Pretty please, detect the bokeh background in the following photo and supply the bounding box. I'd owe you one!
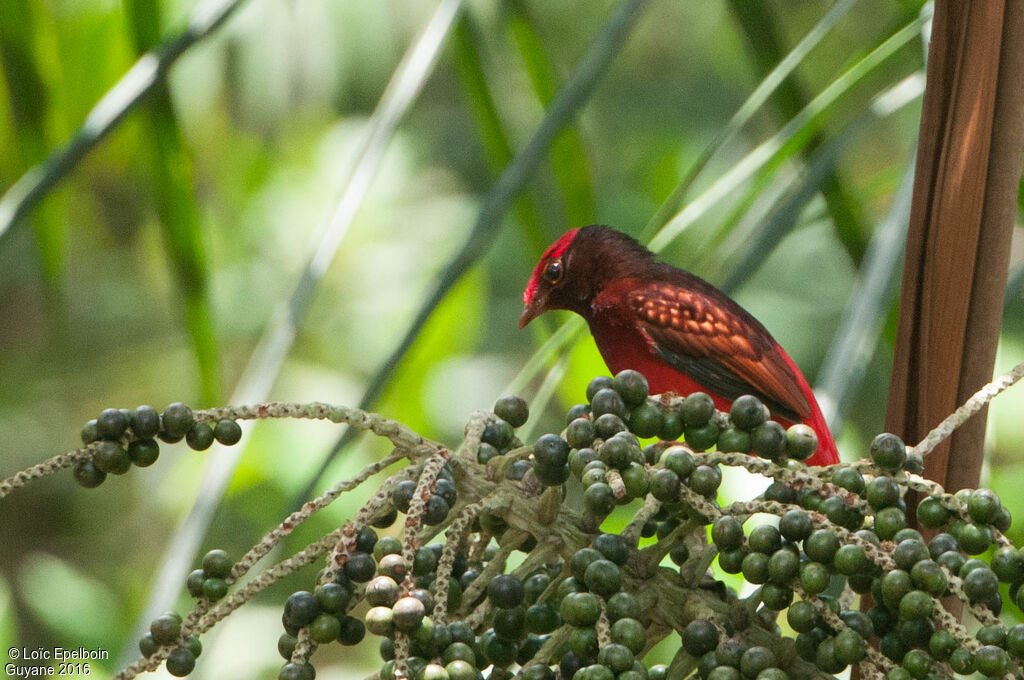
[1,0,1022,677]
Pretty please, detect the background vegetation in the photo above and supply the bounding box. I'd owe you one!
[0,0,1022,678]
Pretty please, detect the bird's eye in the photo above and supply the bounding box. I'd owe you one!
[543,259,563,284]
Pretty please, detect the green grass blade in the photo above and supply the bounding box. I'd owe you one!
[816,160,915,431]
[726,0,868,264]
[717,71,925,292]
[306,0,652,497]
[0,0,251,243]
[649,8,928,253]
[451,13,550,258]
[507,0,596,227]
[641,0,859,241]
[0,0,64,283]
[136,0,469,648]
[125,0,221,405]
[505,316,586,396]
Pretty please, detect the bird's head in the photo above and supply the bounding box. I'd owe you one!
[519,225,654,328]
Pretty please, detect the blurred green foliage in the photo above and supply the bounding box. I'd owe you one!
[0,1,1021,678]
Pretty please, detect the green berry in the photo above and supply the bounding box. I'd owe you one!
[974,645,1009,677]
[162,402,194,438]
[597,643,635,675]
[186,423,215,451]
[570,548,603,581]
[150,613,181,645]
[869,433,906,470]
[583,559,622,597]
[767,548,800,584]
[310,613,341,643]
[649,469,681,503]
[786,600,818,633]
[750,421,786,459]
[284,591,320,628]
[730,395,766,431]
[592,533,629,566]
[915,496,949,528]
[739,646,776,678]
[524,603,559,635]
[684,422,720,451]
[128,438,160,467]
[165,647,195,677]
[613,370,649,407]
[711,516,744,551]
[93,440,131,474]
[559,591,601,627]
[213,419,243,445]
[804,530,840,564]
[785,424,817,460]
[741,552,769,584]
[494,395,529,427]
[590,388,629,420]
[586,376,615,402]
[139,633,158,656]
[338,616,365,645]
[760,583,793,610]
[566,418,596,449]
[593,413,627,440]
[202,578,228,601]
[185,569,205,598]
[609,618,645,655]
[96,408,129,439]
[659,410,684,440]
[73,459,106,488]
[968,488,1002,525]
[482,420,514,449]
[834,628,867,665]
[799,561,831,595]
[748,525,782,554]
[898,590,933,620]
[831,467,865,494]
[81,419,99,446]
[202,549,232,579]
[778,509,813,542]
[132,406,161,438]
[628,401,663,438]
[963,565,999,602]
[681,392,715,427]
[534,434,569,468]
[991,546,1024,582]
[487,575,524,608]
[605,592,640,622]
[689,464,722,498]
[717,427,751,453]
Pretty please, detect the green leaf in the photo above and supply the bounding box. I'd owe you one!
[507,0,596,228]
[0,0,64,283]
[18,553,123,645]
[649,9,928,254]
[124,0,221,404]
[452,13,550,259]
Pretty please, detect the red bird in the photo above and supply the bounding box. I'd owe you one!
[519,225,839,466]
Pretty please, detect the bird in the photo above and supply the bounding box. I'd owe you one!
[518,225,839,466]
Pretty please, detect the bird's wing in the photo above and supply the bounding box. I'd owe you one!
[629,282,812,422]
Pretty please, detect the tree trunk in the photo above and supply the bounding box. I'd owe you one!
[886,0,1024,493]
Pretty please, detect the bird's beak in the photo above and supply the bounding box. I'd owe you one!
[518,296,546,329]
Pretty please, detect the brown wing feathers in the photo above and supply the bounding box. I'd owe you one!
[630,283,812,421]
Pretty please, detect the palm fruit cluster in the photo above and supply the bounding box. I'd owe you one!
[122,371,1024,680]
[74,402,242,488]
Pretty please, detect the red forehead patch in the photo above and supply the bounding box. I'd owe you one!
[523,228,580,304]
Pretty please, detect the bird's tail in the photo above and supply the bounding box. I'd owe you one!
[802,392,840,466]
[775,347,840,466]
